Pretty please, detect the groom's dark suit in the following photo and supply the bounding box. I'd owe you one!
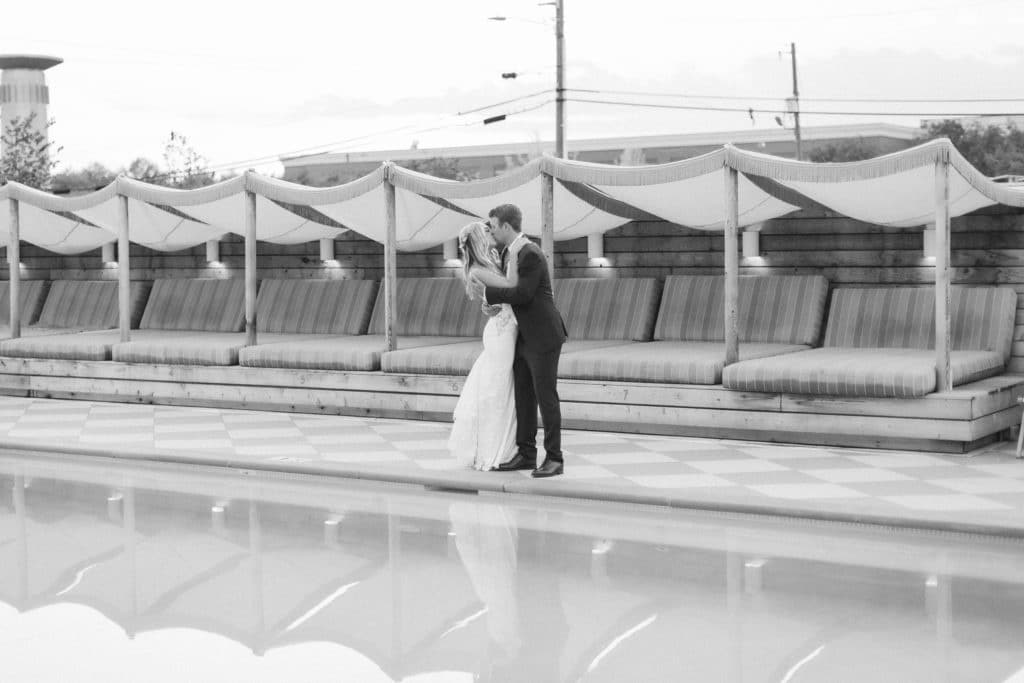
[486,239,567,463]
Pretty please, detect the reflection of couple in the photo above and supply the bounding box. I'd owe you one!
[447,204,568,479]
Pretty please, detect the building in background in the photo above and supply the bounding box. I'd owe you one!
[281,122,920,185]
[0,54,62,156]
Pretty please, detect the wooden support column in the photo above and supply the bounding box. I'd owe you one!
[384,177,397,352]
[541,171,555,283]
[723,167,740,366]
[117,195,131,342]
[245,190,258,347]
[8,198,20,339]
[934,157,952,393]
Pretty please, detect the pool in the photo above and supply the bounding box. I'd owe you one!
[0,451,1022,682]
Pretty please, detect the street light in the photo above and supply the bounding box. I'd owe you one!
[489,0,566,159]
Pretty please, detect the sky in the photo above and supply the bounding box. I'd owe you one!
[3,0,1024,176]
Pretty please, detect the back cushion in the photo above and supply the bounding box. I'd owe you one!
[951,287,1017,360]
[655,275,828,345]
[824,288,935,348]
[555,278,661,341]
[0,280,49,325]
[368,277,485,337]
[37,280,152,329]
[140,279,245,332]
[257,279,378,334]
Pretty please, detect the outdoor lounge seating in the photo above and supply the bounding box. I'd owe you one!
[0,280,151,358]
[0,280,49,338]
[380,277,662,376]
[721,286,1017,398]
[558,274,829,384]
[242,277,481,371]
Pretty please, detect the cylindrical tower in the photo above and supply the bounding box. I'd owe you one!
[0,55,63,156]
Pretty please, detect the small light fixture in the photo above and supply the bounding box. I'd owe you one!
[587,233,604,260]
[443,238,459,262]
[101,242,116,263]
[319,237,336,262]
[923,223,937,259]
[205,239,220,264]
[742,230,761,260]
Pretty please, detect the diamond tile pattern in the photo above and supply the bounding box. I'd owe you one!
[0,396,1023,524]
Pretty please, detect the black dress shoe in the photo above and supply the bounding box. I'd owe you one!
[495,453,537,471]
[531,460,563,478]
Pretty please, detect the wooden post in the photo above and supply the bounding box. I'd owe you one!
[541,171,555,283]
[117,195,131,342]
[723,167,740,366]
[934,158,952,393]
[8,198,20,339]
[384,178,397,352]
[245,190,258,347]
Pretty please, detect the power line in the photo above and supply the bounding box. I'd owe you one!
[569,88,1024,105]
[567,97,1024,118]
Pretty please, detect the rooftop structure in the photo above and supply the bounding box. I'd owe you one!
[0,54,63,156]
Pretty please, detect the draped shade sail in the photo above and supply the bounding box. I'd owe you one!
[0,138,1021,256]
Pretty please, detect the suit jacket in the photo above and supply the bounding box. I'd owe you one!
[485,241,567,353]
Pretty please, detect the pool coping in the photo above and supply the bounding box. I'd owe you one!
[4,436,1024,540]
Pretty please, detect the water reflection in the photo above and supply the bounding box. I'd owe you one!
[0,454,1022,682]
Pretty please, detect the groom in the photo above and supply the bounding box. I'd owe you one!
[475,204,567,478]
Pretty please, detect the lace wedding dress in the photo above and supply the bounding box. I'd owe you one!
[448,303,518,470]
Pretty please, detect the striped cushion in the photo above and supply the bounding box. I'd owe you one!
[951,287,1016,360]
[558,341,810,384]
[238,334,469,371]
[654,275,828,345]
[380,339,626,376]
[721,347,1006,398]
[36,280,152,329]
[256,279,378,334]
[139,279,245,332]
[368,278,485,337]
[553,278,661,341]
[111,332,322,366]
[824,288,934,348]
[0,280,49,325]
[0,329,195,362]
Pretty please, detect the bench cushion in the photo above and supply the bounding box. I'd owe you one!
[722,347,1005,398]
[367,278,484,337]
[238,334,470,371]
[654,275,828,345]
[379,339,626,376]
[111,332,323,366]
[140,279,245,332]
[0,280,48,326]
[0,329,199,361]
[559,341,810,384]
[553,278,661,341]
[256,279,378,334]
[37,280,151,329]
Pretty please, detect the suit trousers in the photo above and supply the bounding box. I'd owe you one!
[513,339,563,462]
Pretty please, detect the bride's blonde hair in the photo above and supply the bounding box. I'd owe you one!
[458,222,500,299]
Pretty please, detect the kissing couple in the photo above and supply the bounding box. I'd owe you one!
[447,204,568,478]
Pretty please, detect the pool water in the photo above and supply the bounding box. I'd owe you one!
[0,452,1022,683]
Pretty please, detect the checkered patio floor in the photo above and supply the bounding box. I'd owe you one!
[3,396,1024,530]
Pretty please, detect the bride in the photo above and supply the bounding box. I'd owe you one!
[448,221,521,471]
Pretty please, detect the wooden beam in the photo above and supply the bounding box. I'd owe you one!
[723,167,740,365]
[244,190,258,347]
[384,177,398,352]
[117,194,131,342]
[541,171,556,283]
[934,157,952,392]
[8,198,20,339]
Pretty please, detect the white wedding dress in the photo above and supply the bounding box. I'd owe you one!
[448,303,518,470]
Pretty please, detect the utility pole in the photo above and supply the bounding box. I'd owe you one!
[789,42,802,161]
[555,0,566,159]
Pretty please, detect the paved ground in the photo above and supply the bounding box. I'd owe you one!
[3,396,1024,534]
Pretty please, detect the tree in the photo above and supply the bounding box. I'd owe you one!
[0,113,62,188]
[125,157,163,183]
[402,156,479,181]
[51,162,117,193]
[161,131,215,188]
[807,137,882,163]
[917,120,1024,176]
